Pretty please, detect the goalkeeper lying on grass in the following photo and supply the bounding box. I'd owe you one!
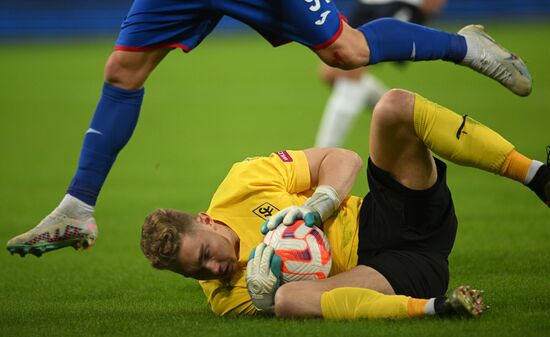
[139,89,549,319]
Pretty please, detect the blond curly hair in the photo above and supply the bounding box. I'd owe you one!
[140,208,198,269]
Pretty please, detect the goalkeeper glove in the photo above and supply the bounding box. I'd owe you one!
[246,243,283,314]
[261,185,341,234]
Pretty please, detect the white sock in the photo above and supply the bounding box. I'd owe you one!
[55,194,95,219]
[360,73,387,109]
[525,160,544,184]
[314,74,387,147]
[460,35,480,64]
[424,298,437,315]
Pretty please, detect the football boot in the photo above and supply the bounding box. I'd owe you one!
[7,212,97,257]
[459,25,532,96]
[435,285,488,318]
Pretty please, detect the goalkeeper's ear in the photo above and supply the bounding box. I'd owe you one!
[197,212,214,226]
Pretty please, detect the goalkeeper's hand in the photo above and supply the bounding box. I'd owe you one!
[260,206,321,234]
[246,243,283,314]
[260,185,341,235]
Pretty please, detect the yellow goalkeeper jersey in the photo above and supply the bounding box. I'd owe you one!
[199,150,362,315]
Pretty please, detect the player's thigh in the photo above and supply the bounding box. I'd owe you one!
[116,0,222,53]
[275,265,394,317]
[369,89,436,190]
[217,0,346,51]
[319,265,395,294]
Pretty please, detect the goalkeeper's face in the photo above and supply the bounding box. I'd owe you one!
[174,220,239,280]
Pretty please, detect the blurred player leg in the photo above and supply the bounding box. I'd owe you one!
[315,68,387,147]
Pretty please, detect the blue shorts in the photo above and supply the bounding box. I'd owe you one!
[115,0,345,53]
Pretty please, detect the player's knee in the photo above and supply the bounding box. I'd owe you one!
[274,283,299,318]
[372,89,414,126]
[104,52,145,90]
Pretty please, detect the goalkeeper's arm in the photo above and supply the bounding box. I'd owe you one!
[263,148,363,233]
[304,147,363,203]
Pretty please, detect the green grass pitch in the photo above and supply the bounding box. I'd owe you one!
[0,22,549,337]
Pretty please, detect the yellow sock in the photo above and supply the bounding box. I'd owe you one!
[499,150,533,183]
[320,287,427,320]
[413,94,514,174]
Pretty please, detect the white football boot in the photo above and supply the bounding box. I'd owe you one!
[459,25,532,97]
[7,197,98,257]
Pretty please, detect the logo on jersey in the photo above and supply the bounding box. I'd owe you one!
[305,0,332,26]
[315,11,331,25]
[276,151,293,162]
[253,202,280,220]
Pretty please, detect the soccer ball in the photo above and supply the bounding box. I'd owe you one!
[263,219,332,284]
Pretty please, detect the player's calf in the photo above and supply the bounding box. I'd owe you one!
[320,285,488,320]
[350,18,531,96]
